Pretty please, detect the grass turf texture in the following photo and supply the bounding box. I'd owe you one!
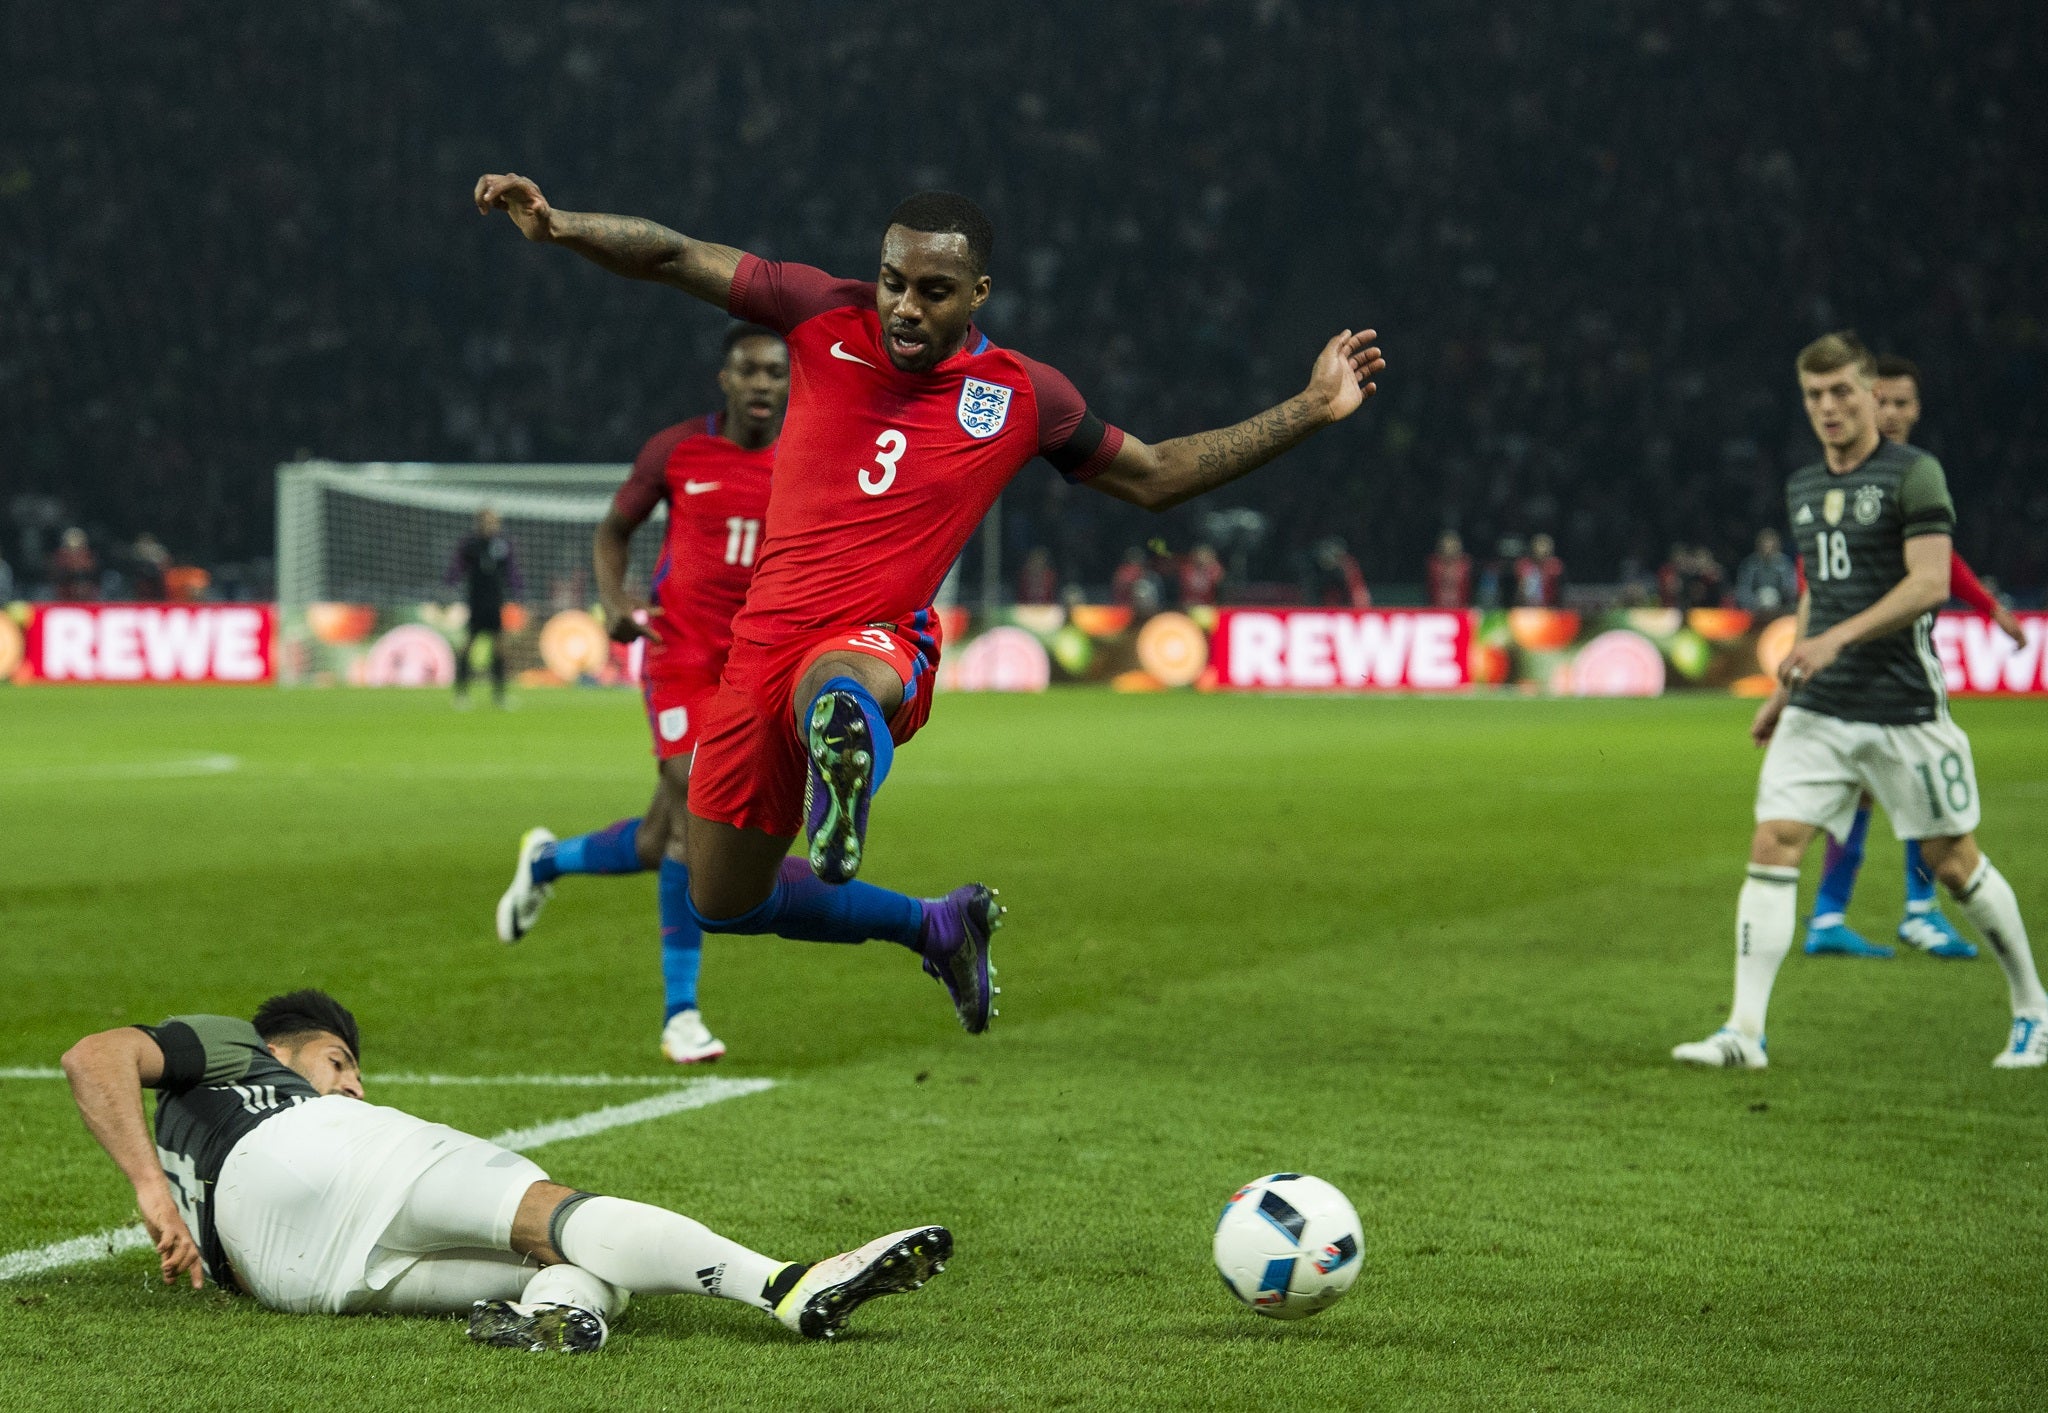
[1,687,2043,1411]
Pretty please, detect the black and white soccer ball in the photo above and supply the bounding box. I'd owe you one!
[1213,1172,1363,1320]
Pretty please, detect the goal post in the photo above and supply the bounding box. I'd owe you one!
[274,459,661,686]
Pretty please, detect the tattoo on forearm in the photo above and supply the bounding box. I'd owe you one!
[1180,395,1324,487]
[552,214,742,298]
[554,213,688,271]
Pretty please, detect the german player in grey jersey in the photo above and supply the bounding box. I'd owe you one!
[60,988,951,1351]
[1673,332,2046,1070]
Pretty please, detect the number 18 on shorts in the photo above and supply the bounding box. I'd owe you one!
[1756,705,1981,842]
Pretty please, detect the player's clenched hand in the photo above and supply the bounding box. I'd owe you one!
[474,173,555,242]
[1306,330,1385,423]
[604,597,663,645]
[138,1188,203,1289]
[1994,604,2027,648]
[1750,691,1787,747]
[1777,632,1842,691]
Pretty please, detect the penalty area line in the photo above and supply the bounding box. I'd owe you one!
[0,1075,777,1282]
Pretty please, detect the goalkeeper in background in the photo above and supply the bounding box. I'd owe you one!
[445,507,525,709]
[495,325,788,1065]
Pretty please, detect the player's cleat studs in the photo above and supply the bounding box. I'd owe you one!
[805,691,875,885]
[467,1299,608,1354]
[774,1226,952,1340]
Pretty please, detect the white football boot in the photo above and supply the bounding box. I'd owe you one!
[1671,1028,1768,1070]
[495,827,556,943]
[1991,1014,2047,1069]
[659,1009,727,1065]
[467,1299,607,1354]
[771,1225,951,1340]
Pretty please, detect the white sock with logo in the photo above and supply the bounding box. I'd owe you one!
[521,1261,626,1319]
[1955,858,2048,1016]
[1729,865,1799,1040]
[556,1196,783,1309]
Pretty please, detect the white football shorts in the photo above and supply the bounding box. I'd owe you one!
[1755,704,1982,843]
[214,1095,547,1314]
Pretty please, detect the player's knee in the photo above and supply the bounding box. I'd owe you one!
[687,873,773,928]
[1750,820,1811,867]
[1919,834,1979,893]
[796,651,903,718]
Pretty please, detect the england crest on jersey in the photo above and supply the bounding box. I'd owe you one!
[957,378,1013,439]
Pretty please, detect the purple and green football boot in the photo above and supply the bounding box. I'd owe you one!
[804,689,876,884]
[918,884,1004,1034]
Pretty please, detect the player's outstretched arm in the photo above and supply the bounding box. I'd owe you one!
[59,1027,204,1289]
[1088,331,1384,512]
[474,173,746,310]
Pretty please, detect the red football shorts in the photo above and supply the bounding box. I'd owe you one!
[639,640,723,763]
[688,624,935,837]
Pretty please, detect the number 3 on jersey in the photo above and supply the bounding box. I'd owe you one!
[1814,530,1851,582]
[859,430,907,496]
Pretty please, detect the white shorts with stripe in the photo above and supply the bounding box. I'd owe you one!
[215,1095,547,1314]
[1754,704,1981,843]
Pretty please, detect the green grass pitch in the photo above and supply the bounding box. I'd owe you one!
[1,686,2042,1410]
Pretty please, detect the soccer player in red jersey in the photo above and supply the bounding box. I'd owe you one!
[1799,353,2027,961]
[476,173,1385,1036]
[494,324,787,1064]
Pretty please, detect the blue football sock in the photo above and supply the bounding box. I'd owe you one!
[690,856,923,948]
[812,676,894,795]
[659,857,703,1021]
[1810,804,1871,927]
[1903,840,1938,915]
[532,818,644,884]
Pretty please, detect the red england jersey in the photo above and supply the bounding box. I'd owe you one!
[612,413,776,684]
[726,256,1123,661]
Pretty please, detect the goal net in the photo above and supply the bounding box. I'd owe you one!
[275,460,658,686]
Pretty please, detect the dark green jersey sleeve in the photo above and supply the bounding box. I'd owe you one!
[1897,454,1955,539]
[134,1015,267,1094]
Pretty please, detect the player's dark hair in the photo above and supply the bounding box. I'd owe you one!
[1874,354,1921,388]
[722,323,783,355]
[1796,330,1876,382]
[253,989,360,1063]
[886,191,994,274]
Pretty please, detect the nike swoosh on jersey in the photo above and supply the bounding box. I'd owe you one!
[829,341,877,368]
[683,481,721,494]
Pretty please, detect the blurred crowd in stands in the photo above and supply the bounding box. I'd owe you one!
[6,2,2041,605]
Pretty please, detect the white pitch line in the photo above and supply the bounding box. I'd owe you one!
[486,1077,776,1151]
[0,1075,777,1282]
[0,1225,155,1281]
[0,1068,720,1087]
[0,754,241,783]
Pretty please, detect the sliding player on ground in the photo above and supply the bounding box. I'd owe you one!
[60,989,949,1351]
[475,173,1384,1037]
[1799,353,2029,961]
[1674,334,2046,1070]
[497,324,790,1065]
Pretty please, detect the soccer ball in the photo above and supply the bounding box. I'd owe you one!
[1213,1172,1363,1320]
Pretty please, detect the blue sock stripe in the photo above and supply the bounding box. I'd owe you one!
[1812,804,1871,922]
[1903,840,1937,908]
[658,857,702,1019]
[543,819,646,878]
[690,856,922,947]
[818,675,894,794]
